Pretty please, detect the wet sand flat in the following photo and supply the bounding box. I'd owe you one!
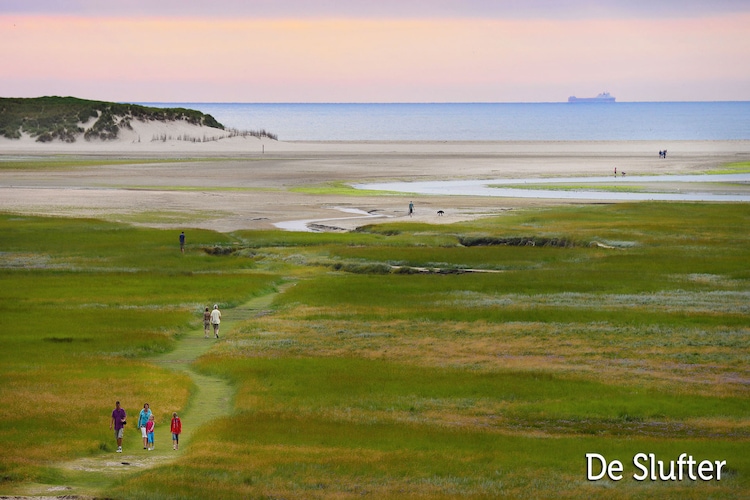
[1,139,748,232]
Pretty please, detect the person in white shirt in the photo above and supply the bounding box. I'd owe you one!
[210,304,222,338]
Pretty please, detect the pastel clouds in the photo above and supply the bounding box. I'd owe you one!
[2,11,749,102]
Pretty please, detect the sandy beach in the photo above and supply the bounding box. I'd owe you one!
[1,122,749,233]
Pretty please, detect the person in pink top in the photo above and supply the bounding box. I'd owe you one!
[146,414,155,451]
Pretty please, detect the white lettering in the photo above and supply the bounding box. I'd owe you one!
[602,452,726,482]
[676,453,699,481]
[658,458,677,481]
[586,453,607,481]
[586,453,623,481]
[609,460,623,481]
[698,461,714,481]
[649,453,657,480]
[687,455,698,480]
[676,453,687,481]
[633,453,649,481]
[715,460,726,480]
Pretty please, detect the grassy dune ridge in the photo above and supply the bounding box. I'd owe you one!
[1,202,748,498]
[0,96,224,142]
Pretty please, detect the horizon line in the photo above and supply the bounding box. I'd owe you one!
[130,100,750,105]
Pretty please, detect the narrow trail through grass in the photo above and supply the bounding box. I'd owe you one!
[18,289,283,498]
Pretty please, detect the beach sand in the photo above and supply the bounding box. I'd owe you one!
[1,122,748,232]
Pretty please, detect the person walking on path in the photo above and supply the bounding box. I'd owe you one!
[171,412,182,450]
[210,304,222,338]
[146,414,155,450]
[408,201,414,217]
[179,231,186,253]
[138,403,152,450]
[203,307,211,338]
[110,401,126,453]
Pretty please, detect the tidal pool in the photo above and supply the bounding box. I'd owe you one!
[273,207,387,232]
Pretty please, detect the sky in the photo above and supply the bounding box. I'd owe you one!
[1,0,749,102]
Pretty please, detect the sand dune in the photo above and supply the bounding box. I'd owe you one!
[0,118,276,154]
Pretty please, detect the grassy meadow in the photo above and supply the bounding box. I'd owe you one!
[0,202,748,499]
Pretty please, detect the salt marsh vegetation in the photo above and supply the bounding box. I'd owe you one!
[1,202,748,499]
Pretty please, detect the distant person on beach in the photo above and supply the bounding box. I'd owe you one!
[110,401,126,453]
[203,307,211,338]
[408,201,414,217]
[138,403,152,449]
[171,412,182,450]
[179,231,185,253]
[210,304,222,338]
[614,167,617,177]
[146,414,155,450]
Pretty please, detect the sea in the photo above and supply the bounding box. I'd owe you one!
[140,102,750,142]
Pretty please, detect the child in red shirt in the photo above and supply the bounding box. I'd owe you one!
[171,412,182,450]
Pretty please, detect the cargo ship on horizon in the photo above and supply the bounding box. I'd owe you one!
[568,92,616,103]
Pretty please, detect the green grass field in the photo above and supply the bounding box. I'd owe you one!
[0,202,748,499]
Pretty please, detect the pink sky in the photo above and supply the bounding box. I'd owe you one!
[2,1,749,102]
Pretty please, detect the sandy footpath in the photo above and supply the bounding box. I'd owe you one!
[1,127,748,233]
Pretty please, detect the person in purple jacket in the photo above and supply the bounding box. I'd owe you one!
[110,401,126,453]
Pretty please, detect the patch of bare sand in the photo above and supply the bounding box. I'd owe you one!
[1,139,748,232]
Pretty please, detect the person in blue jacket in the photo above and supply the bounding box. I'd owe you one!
[138,403,152,450]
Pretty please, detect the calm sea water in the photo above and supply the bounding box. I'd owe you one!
[141,102,750,142]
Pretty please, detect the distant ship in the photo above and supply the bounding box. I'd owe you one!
[567,92,616,103]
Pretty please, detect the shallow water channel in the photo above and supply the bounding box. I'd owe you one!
[275,174,750,232]
[353,173,750,202]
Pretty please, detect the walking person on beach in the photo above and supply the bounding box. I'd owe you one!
[138,403,152,449]
[210,304,222,338]
[408,201,414,217]
[171,412,182,450]
[110,401,126,453]
[179,231,186,253]
[203,307,211,338]
[146,414,155,450]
